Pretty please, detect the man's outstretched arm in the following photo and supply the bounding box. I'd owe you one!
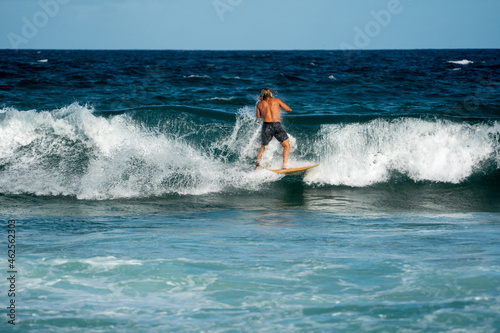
[279,99,292,112]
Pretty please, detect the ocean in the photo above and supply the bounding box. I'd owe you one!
[1,49,500,332]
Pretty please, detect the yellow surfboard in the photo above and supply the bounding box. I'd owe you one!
[269,164,319,175]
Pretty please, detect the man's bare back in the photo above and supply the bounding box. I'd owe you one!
[256,97,292,122]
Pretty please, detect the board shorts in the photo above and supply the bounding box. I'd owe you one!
[261,122,289,146]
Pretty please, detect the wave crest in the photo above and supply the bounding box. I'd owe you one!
[306,118,500,186]
[0,104,275,199]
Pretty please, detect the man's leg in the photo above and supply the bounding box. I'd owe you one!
[281,139,290,169]
[256,145,266,170]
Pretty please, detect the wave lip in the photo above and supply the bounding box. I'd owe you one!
[306,118,500,187]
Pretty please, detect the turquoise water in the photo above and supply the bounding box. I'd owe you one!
[12,204,500,332]
[1,49,500,331]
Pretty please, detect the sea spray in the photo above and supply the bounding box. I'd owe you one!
[0,104,279,199]
[208,106,297,168]
[305,118,500,186]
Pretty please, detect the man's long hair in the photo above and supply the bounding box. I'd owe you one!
[258,88,273,101]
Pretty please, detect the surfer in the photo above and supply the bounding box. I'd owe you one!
[255,88,292,170]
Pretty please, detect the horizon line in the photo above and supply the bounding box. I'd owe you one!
[1,47,499,52]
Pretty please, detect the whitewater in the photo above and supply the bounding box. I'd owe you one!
[1,104,498,199]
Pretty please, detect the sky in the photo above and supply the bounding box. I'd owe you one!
[1,0,499,50]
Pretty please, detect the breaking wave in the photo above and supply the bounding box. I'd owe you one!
[0,104,499,199]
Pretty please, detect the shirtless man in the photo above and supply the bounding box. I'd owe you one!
[255,88,292,170]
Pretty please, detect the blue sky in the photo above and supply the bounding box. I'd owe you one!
[1,0,499,50]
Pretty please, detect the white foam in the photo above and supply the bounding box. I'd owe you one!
[183,75,210,79]
[0,103,278,199]
[50,256,142,270]
[206,96,238,101]
[305,118,500,186]
[80,257,142,269]
[447,60,473,65]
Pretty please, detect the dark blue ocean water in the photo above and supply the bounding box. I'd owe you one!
[1,49,500,332]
